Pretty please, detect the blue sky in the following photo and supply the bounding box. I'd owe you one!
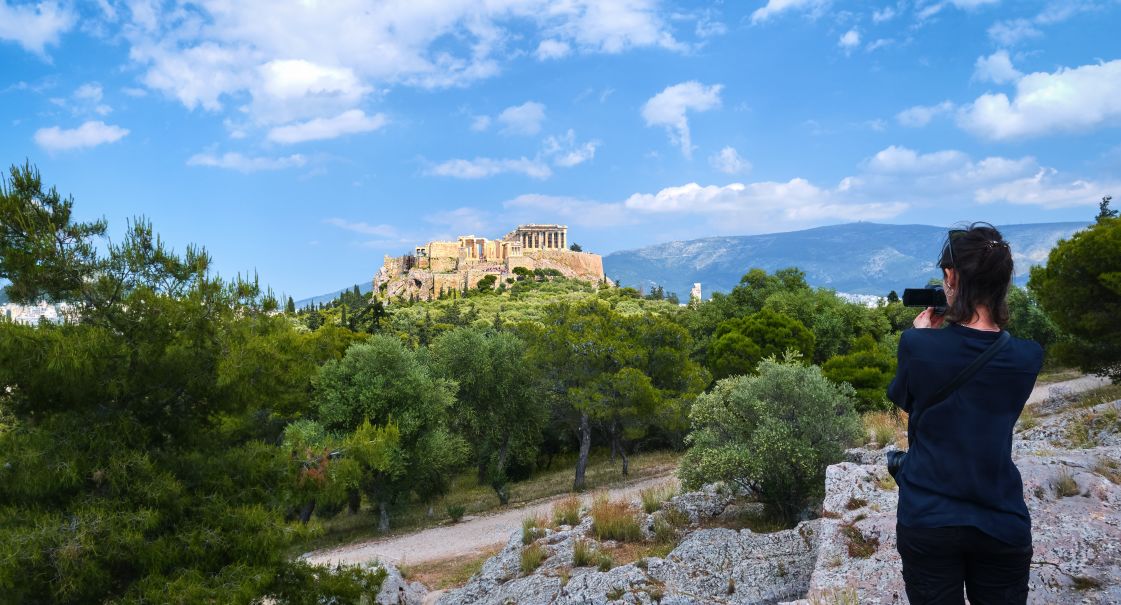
[3,0,1120,300]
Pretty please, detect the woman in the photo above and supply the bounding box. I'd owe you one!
[888,223,1043,604]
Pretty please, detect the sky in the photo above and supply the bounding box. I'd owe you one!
[3,0,1121,300]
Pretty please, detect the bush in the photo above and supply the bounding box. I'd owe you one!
[553,495,582,527]
[446,504,466,523]
[821,335,895,413]
[590,495,643,542]
[680,355,862,522]
[707,309,815,379]
[520,543,547,575]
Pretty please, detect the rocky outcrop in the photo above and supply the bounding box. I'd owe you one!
[432,390,1121,604]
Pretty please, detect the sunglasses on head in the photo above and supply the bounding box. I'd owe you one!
[943,229,967,268]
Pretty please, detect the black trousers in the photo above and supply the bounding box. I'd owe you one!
[896,523,1032,605]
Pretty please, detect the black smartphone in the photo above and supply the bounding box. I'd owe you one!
[902,287,947,313]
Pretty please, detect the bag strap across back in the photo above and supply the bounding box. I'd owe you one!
[910,330,1011,433]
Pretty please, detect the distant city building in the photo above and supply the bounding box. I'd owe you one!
[690,282,702,302]
[1,302,72,325]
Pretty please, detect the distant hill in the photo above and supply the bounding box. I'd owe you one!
[294,281,372,308]
[602,222,1088,299]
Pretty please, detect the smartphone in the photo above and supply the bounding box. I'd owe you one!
[902,287,947,313]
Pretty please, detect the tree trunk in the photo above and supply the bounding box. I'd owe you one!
[609,423,617,465]
[477,458,489,486]
[347,489,361,514]
[618,435,629,476]
[573,412,591,492]
[378,500,390,533]
[493,436,511,505]
[298,499,316,524]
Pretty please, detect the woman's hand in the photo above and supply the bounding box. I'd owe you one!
[913,307,945,329]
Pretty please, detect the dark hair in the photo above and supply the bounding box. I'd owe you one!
[938,222,1013,327]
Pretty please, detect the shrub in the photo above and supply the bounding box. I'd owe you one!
[680,355,863,522]
[640,484,676,514]
[707,310,815,379]
[520,543,546,575]
[446,504,466,523]
[821,335,895,413]
[591,495,643,542]
[553,495,582,527]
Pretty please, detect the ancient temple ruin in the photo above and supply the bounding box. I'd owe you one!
[376,224,605,301]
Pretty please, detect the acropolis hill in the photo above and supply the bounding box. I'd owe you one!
[374,224,606,301]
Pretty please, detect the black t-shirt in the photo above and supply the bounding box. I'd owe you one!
[888,323,1043,546]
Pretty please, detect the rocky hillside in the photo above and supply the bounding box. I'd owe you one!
[363,385,1121,604]
[602,222,1088,298]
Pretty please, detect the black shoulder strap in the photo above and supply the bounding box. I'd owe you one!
[925,330,1011,406]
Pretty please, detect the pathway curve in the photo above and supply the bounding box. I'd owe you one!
[303,472,678,568]
[304,375,1108,570]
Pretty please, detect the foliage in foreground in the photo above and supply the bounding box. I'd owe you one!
[680,355,862,521]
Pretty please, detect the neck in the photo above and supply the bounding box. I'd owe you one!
[960,305,999,331]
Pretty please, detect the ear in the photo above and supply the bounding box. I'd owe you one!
[944,268,957,290]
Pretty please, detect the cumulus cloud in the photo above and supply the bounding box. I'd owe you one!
[186,151,307,173]
[896,100,955,127]
[958,59,1121,140]
[543,130,600,167]
[505,194,634,228]
[34,120,129,152]
[709,146,750,174]
[535,39,571,60]
[642,81,723,159]
[838,29,860,54]
[750,0,830,24]
[428,157,552,180]
[267,110,387,144]
[497,101,547,135]
[973,50,1022,84]
[0,0,75,56]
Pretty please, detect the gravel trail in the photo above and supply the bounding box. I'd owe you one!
[303,375,1107,570]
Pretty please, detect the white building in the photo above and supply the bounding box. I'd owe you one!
[2,302,72,325]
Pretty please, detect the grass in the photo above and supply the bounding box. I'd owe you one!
[590,494,644,542]
[522,515,548,544]
[809,587,859,605]
[573,538,596,567]
[1016,406,1038,432]
[446,504,466,523]
[840,522,879,558]
[520,543,547,575]
[296,448,680,553]
[1069,383,1121,411]
[1035,366,1082,385]
[1094,457,1121,484]
[397,544,502,590]
[1054,468,1080,497]
[862,411,906,449]
[877,474,897,491]
[552,495,581,527]
[640,484,676,514]
[1066,406,1121,448]
[844,497,867,511]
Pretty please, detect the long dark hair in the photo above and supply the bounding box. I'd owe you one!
[938,222,1014,327]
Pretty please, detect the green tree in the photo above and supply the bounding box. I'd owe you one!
[1029,217,1121,381]
[680,355,862,522]
[430,327,547,503]
[1098,195,1118,223]
[0,164,384,603]
[569,243,583,252]
[886,290,900,304]
[1005,285,1061,350]
[821,335,896,413]
[286,295,296,314]
[313,335,468,529]
[707,309,815,379]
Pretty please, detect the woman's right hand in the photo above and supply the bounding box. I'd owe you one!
[913,307,945,329]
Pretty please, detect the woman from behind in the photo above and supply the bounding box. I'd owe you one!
[888,223,1043,604]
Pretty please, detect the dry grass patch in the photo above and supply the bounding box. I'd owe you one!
[1054,468,1081,497]
[1035,367,1082,385]
[863,411,906,449]
[521,543,547,575]
[1016,407,1038,432]
[398,544,502,590]
[1066,407,1121,448]
[809,587,859,605]
[522,514,549,544]
[590,495,643,542]
[552,495,582,527]
[840,522,879,558]
[1094,457,1121,484]
[640,484,676,514]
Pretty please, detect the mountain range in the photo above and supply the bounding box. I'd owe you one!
[601,222,1089,299]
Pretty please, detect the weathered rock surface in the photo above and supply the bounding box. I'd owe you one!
[435,392,1121,605]
[373,560,429,605]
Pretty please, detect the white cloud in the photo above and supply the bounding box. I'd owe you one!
[470,115,491,132]
[543,130,600,167]
[838,29,860,54]
[709,146,751,174]
[497,101,547,135]
[750,0,830,24]
[896,100,955,127]
[535,39,570,60]
[975,169,1121,208]
[866,38,894,52]
[973,50,1021,84]
[186,152,307,173]
[505,194,634,228]
[958,59,1121,140]
[74,83,103,102]
[0,0,75,56]
[33,120,129,152]
[987,19,1041,46]
[872,6,897,23]
[641,81,723,159]
[323,218,397,237]
[267,109,387,144]
[866,146,970,174]
[428,157,552,180]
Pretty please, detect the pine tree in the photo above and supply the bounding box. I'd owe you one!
[1098,195,1118,223]
[286,296,296,314]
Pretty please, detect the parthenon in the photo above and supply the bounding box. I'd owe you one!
[375,223,604,301]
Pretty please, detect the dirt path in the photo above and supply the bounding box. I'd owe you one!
[302,472,679,568]
[303,376,1107,571]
